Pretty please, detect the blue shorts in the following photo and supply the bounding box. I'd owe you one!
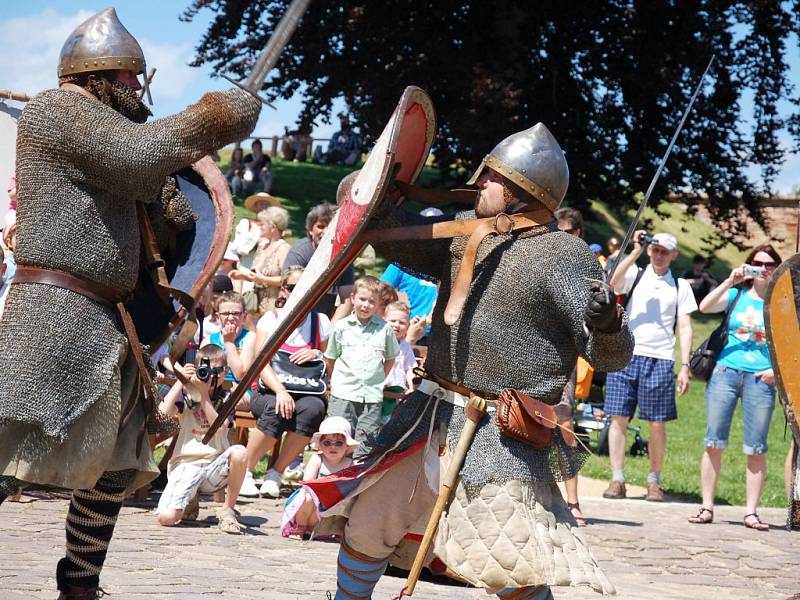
[604,355,677,422]
[704,364,776,455]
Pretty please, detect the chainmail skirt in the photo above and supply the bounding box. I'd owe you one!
[0,348,159,492]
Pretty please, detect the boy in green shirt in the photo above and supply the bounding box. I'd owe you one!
[325,276,400,441]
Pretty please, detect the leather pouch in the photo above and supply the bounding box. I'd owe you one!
[496,389,557,448]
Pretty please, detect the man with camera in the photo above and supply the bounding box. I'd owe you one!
[156,344,247,534]
[604,230,697,501]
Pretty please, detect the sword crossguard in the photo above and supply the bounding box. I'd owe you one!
[220,74,277,110]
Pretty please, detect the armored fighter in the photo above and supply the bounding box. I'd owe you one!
[0,8,260,598]
[320,124,635,599]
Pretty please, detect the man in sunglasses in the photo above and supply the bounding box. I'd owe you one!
[604,230,697,502]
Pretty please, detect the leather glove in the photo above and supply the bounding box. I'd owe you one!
[584,283,622,333]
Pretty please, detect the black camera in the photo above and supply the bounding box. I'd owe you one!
[637,232,658,246]
[196,357,213,382]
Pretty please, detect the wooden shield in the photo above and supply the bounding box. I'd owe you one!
[206,85,436,440]
[127,156,232,353]
[764,252,800,444]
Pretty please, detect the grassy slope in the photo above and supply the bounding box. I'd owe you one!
[218,156,792,507]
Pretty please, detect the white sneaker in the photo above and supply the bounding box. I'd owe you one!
[239,471,260,497]
[260,469,282,498]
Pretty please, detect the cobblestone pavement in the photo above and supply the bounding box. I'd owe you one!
[1,489,798,600]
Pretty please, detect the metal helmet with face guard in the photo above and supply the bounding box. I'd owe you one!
[467,123,569,213]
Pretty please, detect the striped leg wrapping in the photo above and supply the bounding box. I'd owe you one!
[496,585,554,600]
[56,470,134,592]
[334,542,389,600]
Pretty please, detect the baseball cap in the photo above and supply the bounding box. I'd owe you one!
[419,207,444,218]
[212,273,233,293]
[589,243,602,253]
[652,233,677,251]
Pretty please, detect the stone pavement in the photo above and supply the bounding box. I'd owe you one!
[1,485,798,600]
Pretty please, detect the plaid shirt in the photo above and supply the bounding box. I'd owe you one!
[329,129,360,153]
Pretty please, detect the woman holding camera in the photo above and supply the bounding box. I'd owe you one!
[688,244,782,530]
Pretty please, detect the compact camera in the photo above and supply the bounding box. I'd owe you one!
[743,265,765,279]
[637,232,658,246]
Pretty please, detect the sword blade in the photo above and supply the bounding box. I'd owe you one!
[607,55,715,283]
[244,0,313,91]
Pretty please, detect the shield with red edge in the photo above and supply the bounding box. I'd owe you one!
[206,86,435,442]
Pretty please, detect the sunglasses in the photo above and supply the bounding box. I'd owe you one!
[321,440,345,448]
[750,260,776,268]
[282,284,297,292]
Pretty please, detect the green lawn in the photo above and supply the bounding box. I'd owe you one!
[214,155,793,508]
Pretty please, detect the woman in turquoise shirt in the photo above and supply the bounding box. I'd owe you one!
[689,244,782,530]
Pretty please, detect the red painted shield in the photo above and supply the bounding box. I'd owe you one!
[206,86,435,440]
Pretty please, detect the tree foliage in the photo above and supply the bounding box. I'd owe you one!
[182,0,800,236]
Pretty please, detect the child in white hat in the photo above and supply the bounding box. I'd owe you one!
[281,416,359,539]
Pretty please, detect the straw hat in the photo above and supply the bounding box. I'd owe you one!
[310,416,359,450]
[244,192,280,214]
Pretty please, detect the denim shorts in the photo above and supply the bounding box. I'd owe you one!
[704,364,776,455]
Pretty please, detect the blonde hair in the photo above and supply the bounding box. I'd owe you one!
[384,300,410,316]
[352,275,381,297]
[281,265,305,287]
[257,206,290,233]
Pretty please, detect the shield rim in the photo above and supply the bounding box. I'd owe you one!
[764,252,800,444]
[205,85,436,441]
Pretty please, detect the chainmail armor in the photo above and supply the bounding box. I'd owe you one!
[0,87,260,440]
[365,206,633,486]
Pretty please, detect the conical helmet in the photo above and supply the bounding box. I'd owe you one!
[466,123,569,212]
[58,7,146,80]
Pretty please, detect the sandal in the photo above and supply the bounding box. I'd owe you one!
[687,507,713,524]
[217,507,243,534]
[567,502,586,527]
[743,513,769,531]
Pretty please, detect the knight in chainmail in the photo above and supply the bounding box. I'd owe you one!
[327,124,634,599]
[0,9,260,599]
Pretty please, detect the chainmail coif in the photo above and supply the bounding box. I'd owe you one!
[0,86,260,440]
[364,206,634,487]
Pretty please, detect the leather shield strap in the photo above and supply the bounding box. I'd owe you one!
[444,207,552,324]
[12,264,156,453]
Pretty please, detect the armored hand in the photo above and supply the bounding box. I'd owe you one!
[584,283,622,333]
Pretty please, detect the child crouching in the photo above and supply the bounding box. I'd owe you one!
[281,416,359,539]
[156,344,247,534]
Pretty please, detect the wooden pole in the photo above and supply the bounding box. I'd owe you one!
[403,394,487,596]
[0,90,31,103]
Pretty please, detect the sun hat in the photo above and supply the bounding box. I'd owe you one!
[310,416,359,450]
[652,233,678,251]
[244,192,280,213]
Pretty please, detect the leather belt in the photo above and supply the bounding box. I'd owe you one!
[12,265,127,306]
[417,368,496,401]
[13,264,155,455]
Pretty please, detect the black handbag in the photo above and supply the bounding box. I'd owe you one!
[688,288,743,382]
[261,312,328,396]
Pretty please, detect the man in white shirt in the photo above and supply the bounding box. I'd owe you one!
[603,231,697,501]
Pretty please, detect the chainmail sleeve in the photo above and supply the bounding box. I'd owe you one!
[543,231,634,372]
[26,88,260,202]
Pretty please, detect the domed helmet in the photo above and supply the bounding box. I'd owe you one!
[57,7,149,100]
[466,123,569,213]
